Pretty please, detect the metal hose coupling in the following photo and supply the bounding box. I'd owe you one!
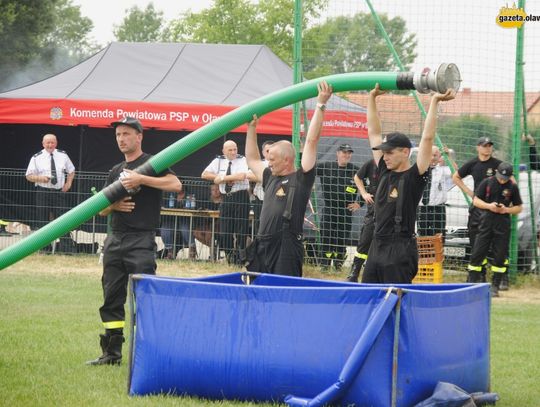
[413,63,461,94]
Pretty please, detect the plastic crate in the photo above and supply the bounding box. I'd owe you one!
[417,234,444,265]
[413,262,443,284]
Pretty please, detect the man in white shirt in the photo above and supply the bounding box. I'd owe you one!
[202,140,255,264]
[417,146,456,238]
[26,133,75,232]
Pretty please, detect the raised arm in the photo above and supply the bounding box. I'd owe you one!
[417,89,456,175]
[246,115,266,182]
[301,81,333,172]
[368,84,385,165]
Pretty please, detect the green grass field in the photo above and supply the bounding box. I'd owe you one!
[1,254,539,407]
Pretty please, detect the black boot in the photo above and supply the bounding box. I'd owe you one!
[499,271,509,291]
[86,334,125,366]
[491,273,502,298]
[346,257,364,283]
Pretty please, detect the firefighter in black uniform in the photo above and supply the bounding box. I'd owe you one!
[316,144,360,270]
[361,84,455,284]
[346,158,378,282]
[453,137,502,283]
[245,81,333,277]
[87,117,181,366]
[467,162,522,297]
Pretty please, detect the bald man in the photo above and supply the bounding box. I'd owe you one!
[245,81,333,277]
[26,134,76,251]
[202,140,255,264]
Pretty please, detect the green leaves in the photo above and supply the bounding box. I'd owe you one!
[0,0,96,91]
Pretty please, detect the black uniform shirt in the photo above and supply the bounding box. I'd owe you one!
[105,153,173,232]
[356,159,380,196]
[316,161,359,208]
[458,156,502,189]
[258,167,315,236]
[475,177,522,218]
[373,160,427,238]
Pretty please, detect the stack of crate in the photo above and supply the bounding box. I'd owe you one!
[413,233,444,283]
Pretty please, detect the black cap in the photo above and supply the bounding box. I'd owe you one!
[477,136,494,146]
[496,162,513,181]
[337,143,354,153]
[111,116,143,133]
[372,133,412,151]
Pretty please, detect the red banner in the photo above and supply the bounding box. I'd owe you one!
[0,98,367,137]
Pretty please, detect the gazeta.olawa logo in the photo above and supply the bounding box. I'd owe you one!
[496,3,539,28]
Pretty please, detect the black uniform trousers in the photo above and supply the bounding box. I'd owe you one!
[469,213,510,271]
[100,231,157,328]
[466,206,483,259]
[247,229,304,277]
[35,186,67,229]
[417,205,446,237]
[362,235,418,284]
[219,190,250,258]
[355,208,375,258]
[320,206,353,266]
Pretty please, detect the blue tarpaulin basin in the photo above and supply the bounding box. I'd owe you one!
[127,273,490,407]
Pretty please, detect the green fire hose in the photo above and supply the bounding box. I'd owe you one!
[0,66,460,269]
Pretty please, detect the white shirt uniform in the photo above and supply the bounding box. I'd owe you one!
[253,160,270,200]
[421,164,453,206]
[204,155,250,194]
[26,149,75,190]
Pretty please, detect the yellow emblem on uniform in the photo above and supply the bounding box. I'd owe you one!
[389,187,398,198]
[276,187,286,197]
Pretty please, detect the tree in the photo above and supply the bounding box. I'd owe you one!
[438,115,503,164]
[0,0,96,91]
[114,3,165,43]
[164,0,327,64]
[303,13,417,78]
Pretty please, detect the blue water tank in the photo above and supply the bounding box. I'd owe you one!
[128,273,490,407]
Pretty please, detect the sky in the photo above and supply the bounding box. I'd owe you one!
[73,0,540,92]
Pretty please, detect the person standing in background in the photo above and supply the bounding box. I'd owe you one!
[25,133,76,252]
[346,158,379,282]
[417,146,456,238]
[316,143,360,270]
[453,136,502,283]
[202,140,255,264]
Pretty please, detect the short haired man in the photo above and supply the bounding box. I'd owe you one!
[362,84,455,284]
[25,134,75,224]
[316,143,360,270]
[25,133,76,252]
[87,117,181,366]
[467,162,522,297]
[452,136,502,283]
[202,140,254,264]
[417,146,456,238]
[245,81,333,277]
